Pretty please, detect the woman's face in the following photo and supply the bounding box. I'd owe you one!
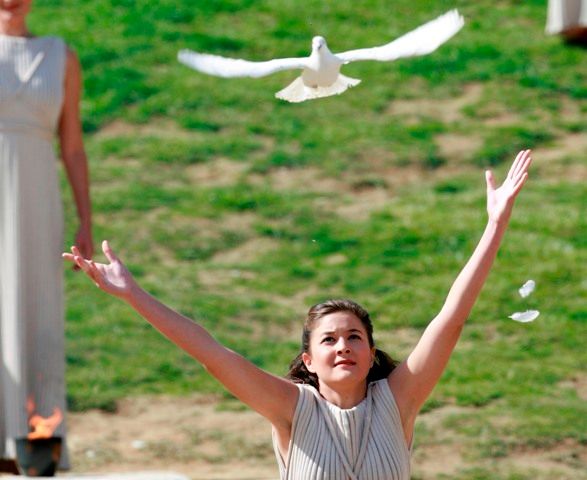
[302,311,375,389]
[0,0,33,26]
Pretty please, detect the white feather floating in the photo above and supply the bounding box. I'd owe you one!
[518,280,536,298]
[509,310,540,323]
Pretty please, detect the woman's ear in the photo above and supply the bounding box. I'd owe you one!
[302,352,316,373]
[371,347,376,367]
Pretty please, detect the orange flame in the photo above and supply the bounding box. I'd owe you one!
[26,398,63,440]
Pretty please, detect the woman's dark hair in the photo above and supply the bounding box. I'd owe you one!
[287,299,398,389]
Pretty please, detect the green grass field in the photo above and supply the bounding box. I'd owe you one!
[30,0,586,478]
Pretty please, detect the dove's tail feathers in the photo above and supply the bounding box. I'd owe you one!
[275,77,307,103]
[276,74,361,103]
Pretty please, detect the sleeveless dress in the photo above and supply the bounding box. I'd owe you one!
[0,35,68,466]
[272,379,411,480]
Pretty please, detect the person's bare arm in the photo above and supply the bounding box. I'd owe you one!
[388,150,532,442]
[59,47,93,259]
[63,241,298,431]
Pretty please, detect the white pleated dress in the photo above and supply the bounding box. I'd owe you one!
[0,35,68,466]
[546,0,587,34]
[273,379,411,480]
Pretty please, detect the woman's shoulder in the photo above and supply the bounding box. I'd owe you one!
[30,35,65,46]
[370,377,390,390]
[370,377,397,403]
[294,381,318,396]
[35,36,76,56]
[26,35,69,60]
[291,382,320,408]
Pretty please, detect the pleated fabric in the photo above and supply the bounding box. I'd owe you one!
[546,0,587,34]
[273,379,411,480]
[0,35,68,466]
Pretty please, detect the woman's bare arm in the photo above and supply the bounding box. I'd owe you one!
[388,150,532,440]
[64,241,298,431]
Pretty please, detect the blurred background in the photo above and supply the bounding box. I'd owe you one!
[29,0,587,478]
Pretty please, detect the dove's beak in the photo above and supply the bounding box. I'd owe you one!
[312,36,326,52]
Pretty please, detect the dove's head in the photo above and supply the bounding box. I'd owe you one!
[311,36,327,52]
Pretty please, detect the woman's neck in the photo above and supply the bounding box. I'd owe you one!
[318,380,368,409]
[0,21,30,37]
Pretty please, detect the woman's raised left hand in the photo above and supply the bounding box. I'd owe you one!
[485,149,532,224]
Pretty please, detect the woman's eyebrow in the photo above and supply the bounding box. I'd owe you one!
[320,328,363,336]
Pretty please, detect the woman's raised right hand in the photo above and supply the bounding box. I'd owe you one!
[63,240,135,299]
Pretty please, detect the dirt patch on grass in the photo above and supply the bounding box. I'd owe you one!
[559,373,587,401]
[533,131,587,181]
[387,83,484,123]
[506,439,587,479]
[97,119,194,140]
[375,327,422,360]
[334,187,391,221]
[66,395,277,479]
[185,158,249,187]
[559,96,585,122]
[64,394,587,480]
[436,132,483,163]
[256,166,342,193]
[413,442,467,479]
[412,405,587,480]
[210,237,280,265]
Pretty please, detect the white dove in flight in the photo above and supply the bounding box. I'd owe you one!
[178,9,464,103]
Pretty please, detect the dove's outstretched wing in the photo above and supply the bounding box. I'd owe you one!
[336,9,464,64]
[178,50,309,78]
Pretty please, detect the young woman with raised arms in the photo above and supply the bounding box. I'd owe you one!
[64,150,532,479]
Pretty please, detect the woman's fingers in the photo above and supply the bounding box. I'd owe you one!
[66,241,118,266]
[87,260,104,287]
[102,240,118,264]
[509,151,531,194]
[511,149,531,180]
[511,172,529,196]
[71,245,82,259]
[62,252,75,263]
[519,150,532,178]
[64,245,111,287]
[506,150,525,179]
[504,151,531,200]
[62,252,80,271]
[76,255,92,275]
[71,246,86,271]
[66,245,93,277]
[485,170,496,192]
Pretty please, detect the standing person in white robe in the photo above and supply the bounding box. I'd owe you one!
[0,0,93,472]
